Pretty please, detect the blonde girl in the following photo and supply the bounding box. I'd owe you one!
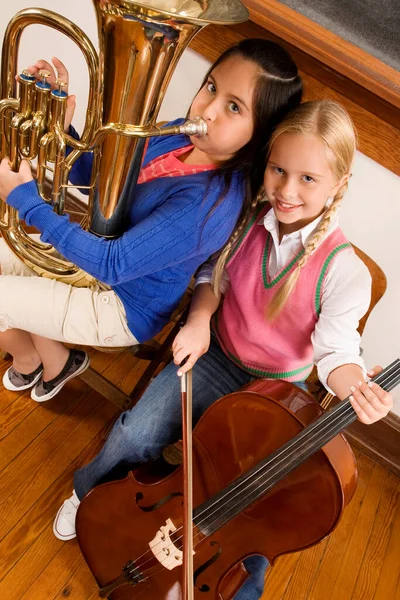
[53,101,393,600]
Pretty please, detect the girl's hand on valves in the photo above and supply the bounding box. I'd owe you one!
[0,158,33,201]
[349,366,393,424]
[17,57,75,132]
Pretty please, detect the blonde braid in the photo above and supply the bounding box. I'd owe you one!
[267,186,346,320]
[263,100,356,320]
[212,189,265,295]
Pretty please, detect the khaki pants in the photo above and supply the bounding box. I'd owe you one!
[0,237,138,347]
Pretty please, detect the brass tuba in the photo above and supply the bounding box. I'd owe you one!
[0,0,248,286]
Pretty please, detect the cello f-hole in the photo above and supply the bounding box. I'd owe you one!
[135,491,183,512]
[194,541,222,592]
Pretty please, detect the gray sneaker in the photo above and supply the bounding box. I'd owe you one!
[30,350,90,402]
[3,363,43,391]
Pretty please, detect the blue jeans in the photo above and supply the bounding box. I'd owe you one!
[75,338,307,599]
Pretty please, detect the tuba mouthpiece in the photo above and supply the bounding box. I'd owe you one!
[179,117,207,138]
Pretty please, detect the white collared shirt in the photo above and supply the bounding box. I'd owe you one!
[196,208,372,393]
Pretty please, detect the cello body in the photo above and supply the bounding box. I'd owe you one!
[76,380,358,599]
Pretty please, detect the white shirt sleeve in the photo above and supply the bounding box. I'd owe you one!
[312,248,372,394]
[195,260,230,294]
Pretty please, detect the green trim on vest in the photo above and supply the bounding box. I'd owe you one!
[262,234,304,289]
[212,311,312,380]
[227,204,266,264]
[223,349,313,379]
[315,243,352,314]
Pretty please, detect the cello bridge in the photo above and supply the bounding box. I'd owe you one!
[149,518,195,570]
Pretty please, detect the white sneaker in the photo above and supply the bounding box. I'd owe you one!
[53,490,80,541]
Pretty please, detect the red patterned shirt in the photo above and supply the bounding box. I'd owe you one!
[138,144,217,183]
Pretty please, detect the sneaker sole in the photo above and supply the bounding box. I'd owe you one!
[30,354,90,403]
[2,367,43,392]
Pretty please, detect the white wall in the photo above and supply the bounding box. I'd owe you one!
[1,1,399,413]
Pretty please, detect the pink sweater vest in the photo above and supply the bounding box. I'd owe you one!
[213,205,352,381]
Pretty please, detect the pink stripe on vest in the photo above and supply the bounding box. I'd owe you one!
[213,205,351,381]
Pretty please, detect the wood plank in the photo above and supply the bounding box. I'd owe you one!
[352,473,400,600]
[372,491,400,600]
[19,542,96,600]
[50,555,98,600]
[0,392,117,575]
[329,463,389,600]
[282,540,329,600]
[0,383,104,504]
[0,525,61,600]
[262,552,301,599]
[0,423,112,598]
[307,451,376,598]
[0,387,81,471]
[345,412,400,477]
[80,366,128,409]
[0,388,38,440]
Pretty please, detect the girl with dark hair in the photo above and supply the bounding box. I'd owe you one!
[0,39,302,403]
[54,101,392,598]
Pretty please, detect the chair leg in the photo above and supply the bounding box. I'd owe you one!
[123,320,181,412]
[122,304,191,412]
[79,367,131,411]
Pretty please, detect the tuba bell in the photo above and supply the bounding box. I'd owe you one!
[0,0,248,286]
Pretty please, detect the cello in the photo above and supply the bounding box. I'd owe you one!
[75,359,400,599]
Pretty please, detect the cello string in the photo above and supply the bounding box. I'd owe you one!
[113,363,400,582]
[151,363,400,563]
[190,361,400,527]
[126,364,400,579]
[189,364,400,538]
[123,399,360,583]
[124,400,361,576]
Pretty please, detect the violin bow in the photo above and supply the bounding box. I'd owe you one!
[181,369,195,600]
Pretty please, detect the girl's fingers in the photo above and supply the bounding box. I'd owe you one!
[22,58,69,92]
[173,347,189,366]
[64,95,76,132]
[349,395,372,424]
[0,156,11,170]
[52,57,69,76]
[19,159,33,179]
[349,380,393,424]
[30,60,57,85]
[367,365,383,378]
[360,380,392,408]
[177,353,198,377]
[350,394,377,424]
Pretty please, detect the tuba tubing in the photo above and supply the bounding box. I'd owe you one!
[0,0,248,286]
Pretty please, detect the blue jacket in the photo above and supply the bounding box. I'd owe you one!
[8,121,245,342]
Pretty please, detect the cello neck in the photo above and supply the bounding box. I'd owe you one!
[194,359,400,537]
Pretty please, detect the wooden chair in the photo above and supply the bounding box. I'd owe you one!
[306,244,387,407]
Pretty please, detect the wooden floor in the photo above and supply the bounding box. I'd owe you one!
[0,349,399,600]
